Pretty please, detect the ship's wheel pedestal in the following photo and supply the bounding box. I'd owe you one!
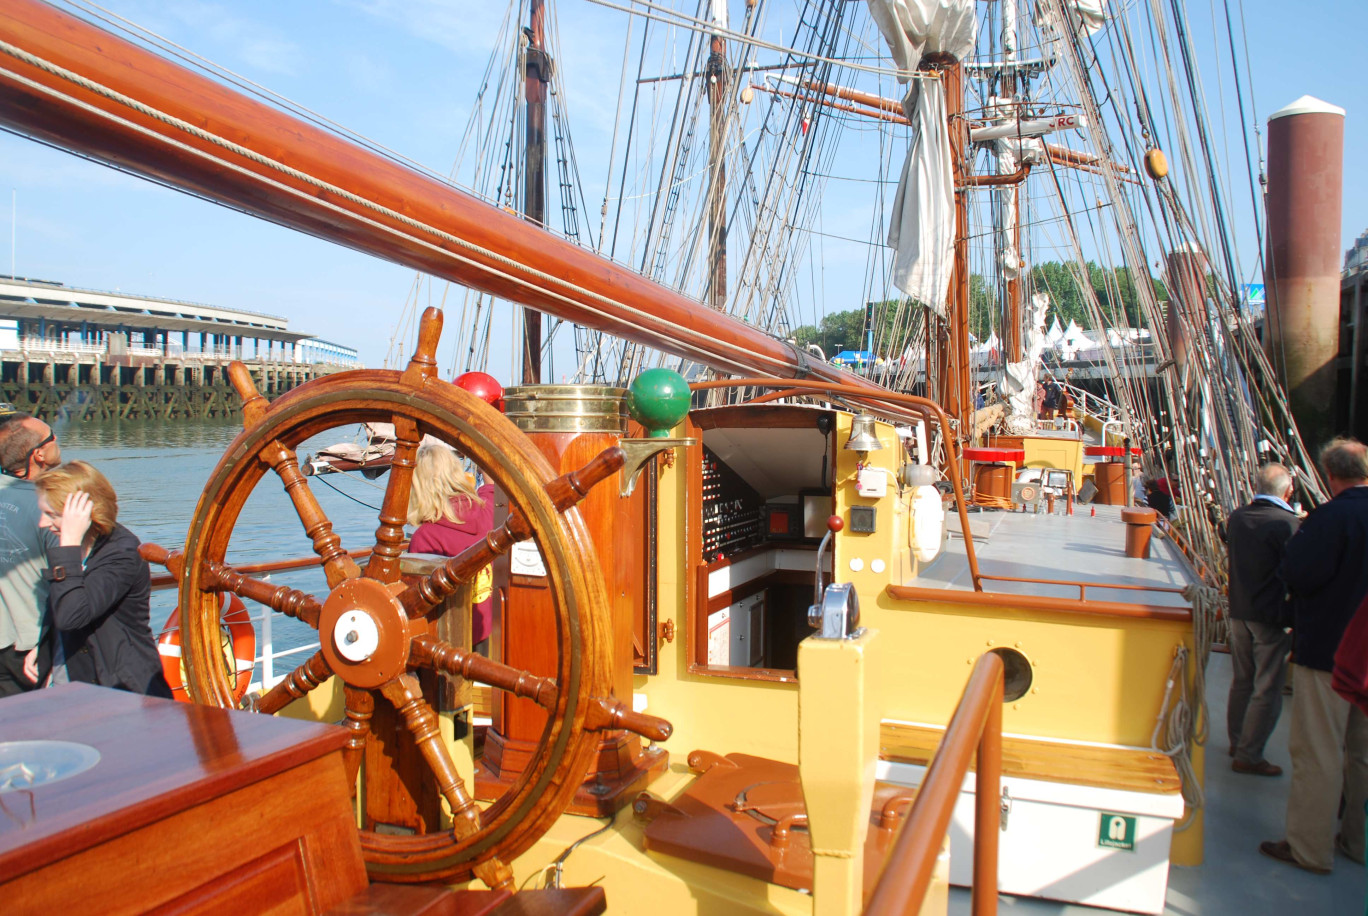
[476,384,671,816]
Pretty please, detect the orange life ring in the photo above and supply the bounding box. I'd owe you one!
[158,593,256,703]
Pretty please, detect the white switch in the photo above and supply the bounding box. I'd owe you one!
[856,468,887,498]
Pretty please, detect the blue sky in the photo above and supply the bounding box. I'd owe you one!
[1,0,1363,375]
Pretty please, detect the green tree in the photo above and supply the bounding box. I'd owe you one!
[793,300,901,357]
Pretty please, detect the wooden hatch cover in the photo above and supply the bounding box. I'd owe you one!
[639,751,914,896]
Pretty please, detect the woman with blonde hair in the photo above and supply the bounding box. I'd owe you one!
[34,460,171,697]
[407,443,496,654]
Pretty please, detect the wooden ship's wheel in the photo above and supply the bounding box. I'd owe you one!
[146,309,668,887]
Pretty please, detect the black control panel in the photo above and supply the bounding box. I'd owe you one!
[701,449,762,561]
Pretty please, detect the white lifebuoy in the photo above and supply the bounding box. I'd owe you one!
[911,483,945,563]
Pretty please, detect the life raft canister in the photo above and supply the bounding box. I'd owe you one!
[158,593,256,703]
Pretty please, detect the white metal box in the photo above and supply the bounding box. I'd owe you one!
[878,757,1184,915]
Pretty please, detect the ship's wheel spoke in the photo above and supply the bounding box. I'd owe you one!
[411,635,557,706]
[378,674,515,890]
[366,306,444,584]
[256,650,333,715]
[399,446,626,618]
[200,560,324,628]
[583,693,673,742]
[364,414,422,583]
[259,438,361,588]
[543,446,626,512]
[380,674,482,828]
[227,360,359,587]
[341,686,375,789]
[412,635,671,742]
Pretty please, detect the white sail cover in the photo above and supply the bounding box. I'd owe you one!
[1036,0,1107,40]
[867,0,977,315]
[1002,293,1051,433]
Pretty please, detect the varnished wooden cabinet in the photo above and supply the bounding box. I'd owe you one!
[0,683,368,916]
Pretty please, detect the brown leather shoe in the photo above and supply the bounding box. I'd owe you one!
[1260,840,1331,875]
[1232,758,1282,776]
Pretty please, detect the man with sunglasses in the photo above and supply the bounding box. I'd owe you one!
[0,406,61,697]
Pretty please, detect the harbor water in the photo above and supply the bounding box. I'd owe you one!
[58,418,392,685]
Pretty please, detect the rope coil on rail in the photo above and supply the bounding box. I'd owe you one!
[1151,582,1222,827]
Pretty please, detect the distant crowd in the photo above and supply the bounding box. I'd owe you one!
[1224,438,1368,876]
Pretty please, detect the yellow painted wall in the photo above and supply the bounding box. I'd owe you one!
[1019,436,1084,482]
[641,414,1191,756]
[863,598,1190,746]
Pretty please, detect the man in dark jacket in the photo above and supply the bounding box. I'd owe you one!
[1261,438,1368,874]
[1226,463,1299,776]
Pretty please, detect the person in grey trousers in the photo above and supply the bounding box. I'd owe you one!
[1225,462,1299,776]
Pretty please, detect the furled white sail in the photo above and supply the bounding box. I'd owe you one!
[1002,293,1051,433]
[1036,0,1107,41]
[867,0,977,315]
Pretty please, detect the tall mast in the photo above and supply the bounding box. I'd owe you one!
[1000,0,1023,363]
[521,0,550,383]
[705,1,728,310]
[923,54,972,443]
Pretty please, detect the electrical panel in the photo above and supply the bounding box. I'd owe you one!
[701,449,762,561]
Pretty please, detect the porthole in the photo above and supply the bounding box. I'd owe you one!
[988,647,1033,702]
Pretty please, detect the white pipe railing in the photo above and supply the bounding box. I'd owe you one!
[249,607,320,692]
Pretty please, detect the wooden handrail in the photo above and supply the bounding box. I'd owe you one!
[886,583,1192,623]
[865,652,1005,916]
[148,548,372,592]
[975,573,1187,603]
[1154,516,1219,587]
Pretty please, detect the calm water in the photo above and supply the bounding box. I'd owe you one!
[57,418,394,673]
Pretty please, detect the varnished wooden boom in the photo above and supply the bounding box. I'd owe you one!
[0,0,874,390]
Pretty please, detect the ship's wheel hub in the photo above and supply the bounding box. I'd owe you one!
[333,610,380,662]
[319,577,410,688]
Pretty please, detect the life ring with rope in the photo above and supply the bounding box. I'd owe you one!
[158,593,256,703]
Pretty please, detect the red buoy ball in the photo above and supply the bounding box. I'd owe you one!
[454,371,504,409]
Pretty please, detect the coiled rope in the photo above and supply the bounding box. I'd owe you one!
[1151,582,1223,827]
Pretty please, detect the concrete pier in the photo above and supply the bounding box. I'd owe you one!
[0,343,342,421]
[0,276,358,421]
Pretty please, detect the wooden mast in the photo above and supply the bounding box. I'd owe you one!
[705,19,728,311]
[521,0,549,384]
[0,0,886,396]
[926,56,972,446]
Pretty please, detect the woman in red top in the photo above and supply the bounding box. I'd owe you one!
[407,443,496,655]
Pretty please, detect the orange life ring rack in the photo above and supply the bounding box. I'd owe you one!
[158,593,256,703]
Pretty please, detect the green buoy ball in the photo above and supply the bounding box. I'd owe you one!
[628,368,691,438]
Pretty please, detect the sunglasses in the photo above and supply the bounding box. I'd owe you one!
[15,431,55,480]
